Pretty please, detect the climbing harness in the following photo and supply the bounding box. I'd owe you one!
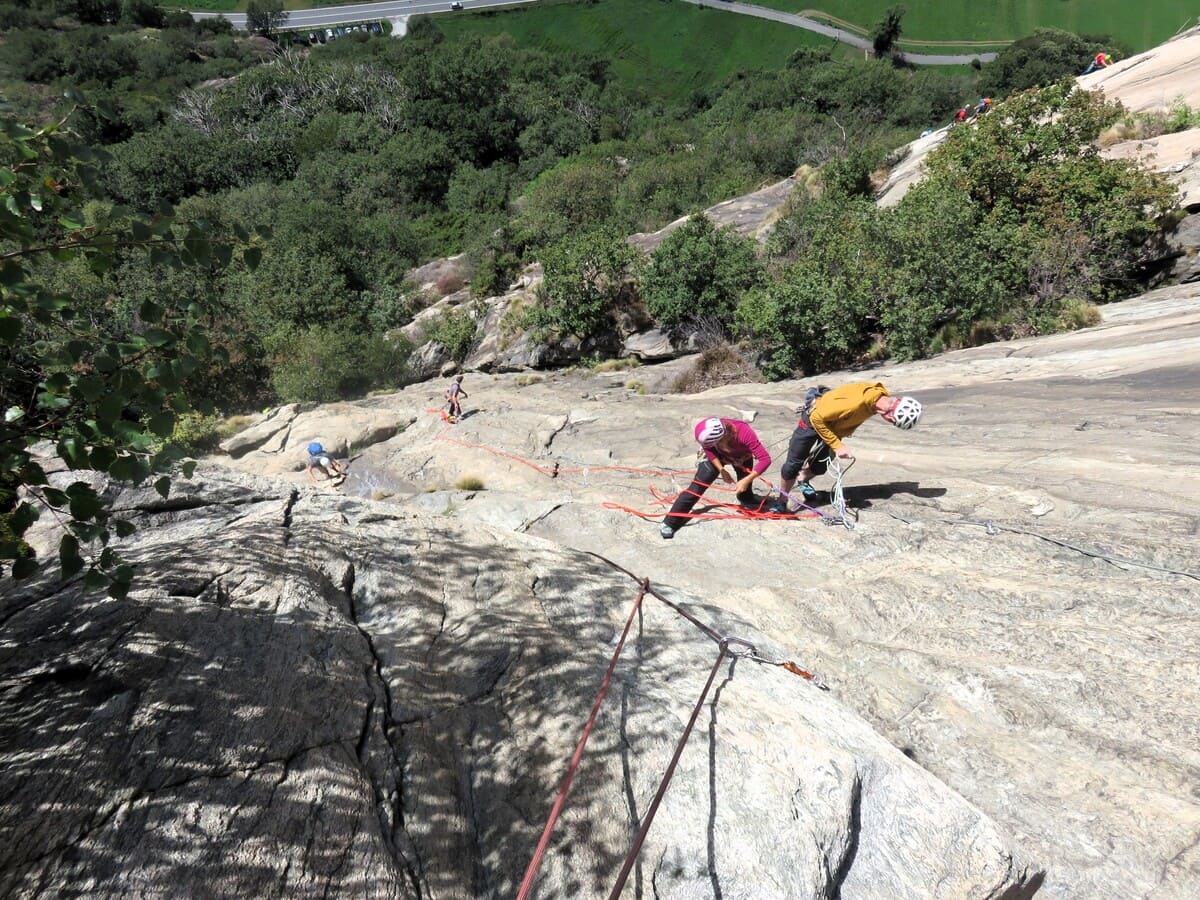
[515,553,828,900]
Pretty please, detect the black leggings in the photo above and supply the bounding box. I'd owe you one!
[780,420,832,481]
[664,458,757,530]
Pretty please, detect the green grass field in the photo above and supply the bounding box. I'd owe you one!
[436,0,848,101]
[753,0,1198,52]
[177,1,1199,54]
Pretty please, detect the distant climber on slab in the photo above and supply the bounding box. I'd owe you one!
[767,382,922,514]
[306,442,347,485]
[1082,52,1113,75]
[659,417,771,540]
[445,374,468,423]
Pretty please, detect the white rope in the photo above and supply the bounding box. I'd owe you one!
[826,456,856,530]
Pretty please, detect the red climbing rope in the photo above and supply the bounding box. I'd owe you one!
[606,641,733,900]
[515,579,650,900]
[426,409,692,479]
[423,408,832,525]
[516,554,828,898]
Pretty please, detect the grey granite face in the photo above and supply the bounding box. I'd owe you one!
[5,279,1199,898]
[1,467,1039,899]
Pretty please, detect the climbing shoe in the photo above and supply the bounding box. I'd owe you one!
[797,481,817,497]
[738,494,763,510]
[766,499,790,515]
[659,524,675,540]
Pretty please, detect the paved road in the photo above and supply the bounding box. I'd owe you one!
[683,0,998,65]
[192,0,534,31]
[193,0,997,64]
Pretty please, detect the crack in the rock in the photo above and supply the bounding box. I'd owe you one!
[341,562,426,899]
[426,593,448,663]
[529,575,554,627]
[0,592,56,632]
[463,751,490,897]
[650,846,668,900]
[281,488,299,547]
[395,648,523,727]
[829,768,862,898]
[542,417,569,452]
[1158,828,1200,886]
[518,503,564,533]
[272,421,295,457]
[115,493,279,516]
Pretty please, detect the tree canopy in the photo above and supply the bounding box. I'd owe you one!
[1,101,261,590]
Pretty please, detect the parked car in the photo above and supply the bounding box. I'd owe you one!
[309,31,320,43]
[370,22,381,33]
[336,26,345,36]
[450,2,463,9]
[326,28,335,40]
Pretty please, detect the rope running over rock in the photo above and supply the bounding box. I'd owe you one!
[516,555,828,898]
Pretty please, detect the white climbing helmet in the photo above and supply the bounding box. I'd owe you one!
[888,396,923,430]
[696,417,726,447]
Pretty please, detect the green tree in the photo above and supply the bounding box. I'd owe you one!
[424,306,479,363]
[737,195,884,375]
[1,103,257,591]
[872,6,906,59]
[531,227,643,340]
[641,214,762,330]
[267,326,409,402]
[882,82,1173,357]
[915,80,1175,283]
[245,0,287,38]
[980,29,1116,97]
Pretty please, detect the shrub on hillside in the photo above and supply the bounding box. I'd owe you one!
[917,81,1175,283]
[515,158,621,248]
[526,227,643,340]
[268,327,411,401]
[670,343,762,394]
[737,194,885,375]
[736,83,1175,373]
[425,306,479,362]
[642,215,763,332]
[979,29,1120,97]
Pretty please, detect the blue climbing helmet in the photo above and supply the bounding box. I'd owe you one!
[307,442,323,455]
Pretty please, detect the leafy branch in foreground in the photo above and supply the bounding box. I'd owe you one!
[1,97,263,595]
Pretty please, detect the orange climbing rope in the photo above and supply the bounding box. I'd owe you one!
[424,408,829,524]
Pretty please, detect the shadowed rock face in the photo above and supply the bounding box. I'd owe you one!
[218,281,1200,897]
[0,473,1040,898]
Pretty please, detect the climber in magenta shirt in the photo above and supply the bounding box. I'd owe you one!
[659,417,771,539]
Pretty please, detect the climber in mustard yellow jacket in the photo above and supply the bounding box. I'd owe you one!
[767,382,923,513]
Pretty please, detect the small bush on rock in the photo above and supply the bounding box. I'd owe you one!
[426,306,479,362]
[671,343,761,393]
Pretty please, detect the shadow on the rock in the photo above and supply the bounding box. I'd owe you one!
[843,481,946,509]
[0,485,720,898]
